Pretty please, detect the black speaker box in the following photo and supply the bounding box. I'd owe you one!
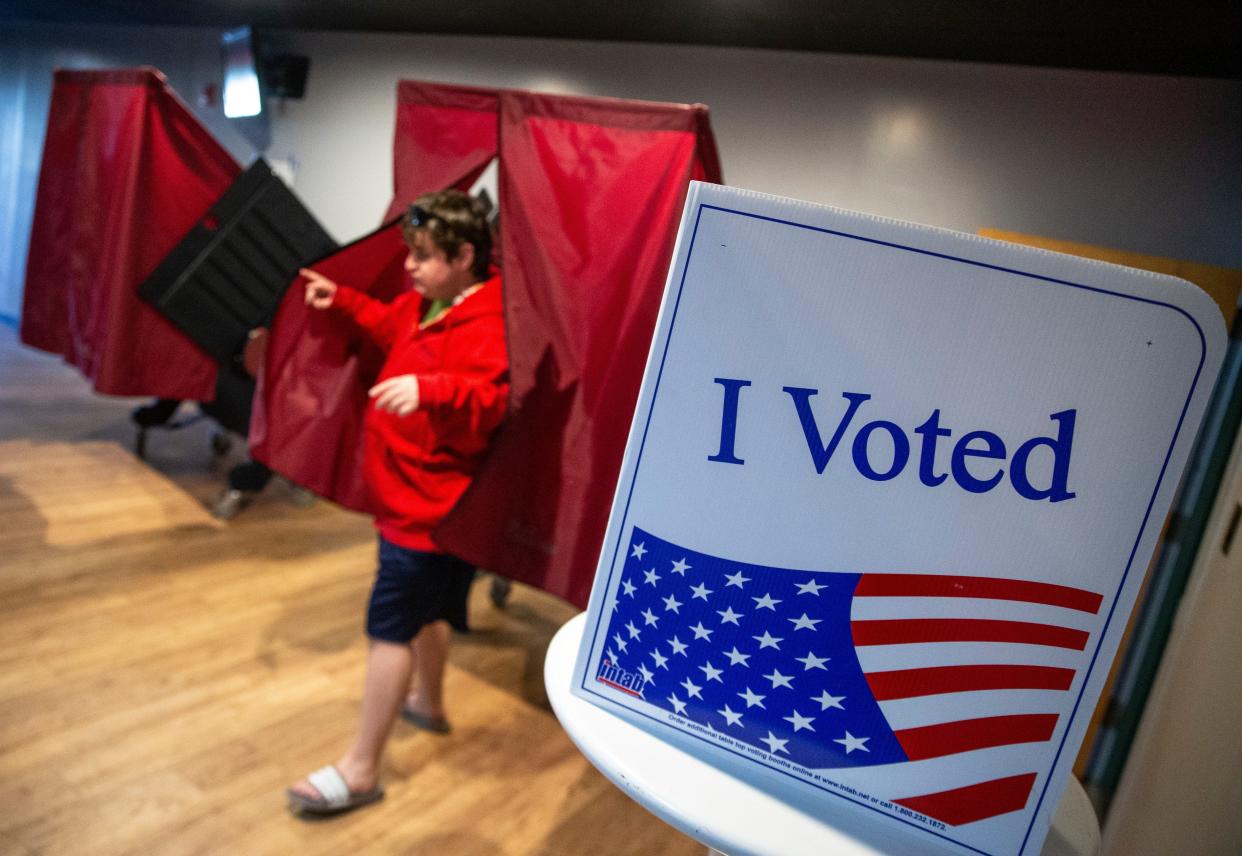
[264,54,310,99]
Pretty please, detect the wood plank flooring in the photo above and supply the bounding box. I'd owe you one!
[0,323,700,855]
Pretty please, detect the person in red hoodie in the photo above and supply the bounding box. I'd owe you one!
[288,190,507,816]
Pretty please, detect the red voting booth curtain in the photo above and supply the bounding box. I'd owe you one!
[385,81,500,220]
[20,68,238,400]
[251,82,499,511]
[437,91,722,607]
[252,80,721,608]
[251,222,410,512]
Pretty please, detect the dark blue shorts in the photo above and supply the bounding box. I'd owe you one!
[365,537,475,644]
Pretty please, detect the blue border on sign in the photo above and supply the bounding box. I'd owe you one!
[579,202,1209,856]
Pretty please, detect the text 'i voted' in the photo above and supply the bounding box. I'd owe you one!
[708,378,1076,502]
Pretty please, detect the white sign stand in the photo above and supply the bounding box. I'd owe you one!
[570,183,1225,855]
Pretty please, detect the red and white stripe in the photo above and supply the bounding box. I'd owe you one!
[848,574,1102,828]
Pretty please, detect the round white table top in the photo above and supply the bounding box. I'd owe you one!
[545,612,1100,856]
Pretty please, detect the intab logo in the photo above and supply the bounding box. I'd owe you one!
[596,658,650,698]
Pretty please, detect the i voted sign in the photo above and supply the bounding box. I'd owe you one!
[571,182,1225,856]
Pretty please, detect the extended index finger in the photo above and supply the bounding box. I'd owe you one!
[300,267,328,283]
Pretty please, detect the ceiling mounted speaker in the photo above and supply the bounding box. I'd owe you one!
[264,54,310,99]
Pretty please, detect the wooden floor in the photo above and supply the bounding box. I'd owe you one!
[0,323,700,856]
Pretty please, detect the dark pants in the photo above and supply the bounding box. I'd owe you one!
[364,537,474,643]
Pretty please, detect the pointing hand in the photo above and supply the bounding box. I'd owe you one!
[301,267,338,309]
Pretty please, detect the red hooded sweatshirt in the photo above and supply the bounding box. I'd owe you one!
[331,274,508,551]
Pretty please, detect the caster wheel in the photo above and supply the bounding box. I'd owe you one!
[210,432,233,456]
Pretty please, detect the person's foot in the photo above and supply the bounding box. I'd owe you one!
[288,756,377,804]
[211,488,254,520]
[400,695,451,733]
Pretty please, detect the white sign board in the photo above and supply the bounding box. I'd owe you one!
[571,182,1225,855]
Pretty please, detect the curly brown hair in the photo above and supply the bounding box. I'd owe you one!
[401,190,493,281]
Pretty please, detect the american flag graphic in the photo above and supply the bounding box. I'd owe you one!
[593,528,1103,831]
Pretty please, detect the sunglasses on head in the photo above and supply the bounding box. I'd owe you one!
[406,204,443,229]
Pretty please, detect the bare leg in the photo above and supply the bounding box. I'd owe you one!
[404,620,451,720]
[405,630,421,706]
[290,638,412,798]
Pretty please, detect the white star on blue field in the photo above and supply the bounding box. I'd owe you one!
[595,528,905,768]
